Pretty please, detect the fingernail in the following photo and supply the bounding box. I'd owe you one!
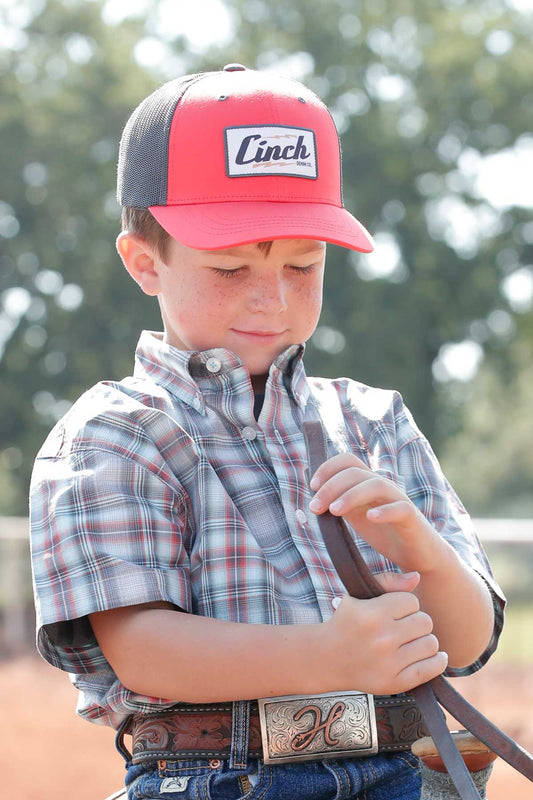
[309,475,320,490]
[367,507,382,519]
[330,500,342,513]
[309,498,321,512]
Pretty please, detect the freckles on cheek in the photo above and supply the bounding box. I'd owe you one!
[181,285,227,327]
[300,285,323,323]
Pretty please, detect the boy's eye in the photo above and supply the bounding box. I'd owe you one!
[211,264,316,278]
[212,267,242,279]
[288,264,315,274]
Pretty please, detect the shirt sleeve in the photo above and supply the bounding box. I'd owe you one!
[393,395,506,676]
[30,414,195,675]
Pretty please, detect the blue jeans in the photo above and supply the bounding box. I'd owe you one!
[122,753,421,799]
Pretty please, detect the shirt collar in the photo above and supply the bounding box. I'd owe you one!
[133,331,310,412]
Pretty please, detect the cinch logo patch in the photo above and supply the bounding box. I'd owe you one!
[225,125,318,179]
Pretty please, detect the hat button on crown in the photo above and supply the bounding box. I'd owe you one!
[223,63,247,72]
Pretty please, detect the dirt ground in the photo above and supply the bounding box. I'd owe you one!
[1,654,531,799]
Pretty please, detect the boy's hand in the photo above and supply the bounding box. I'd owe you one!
[326,580,448,695]
[310,453,495,678]
[309,453,440,574]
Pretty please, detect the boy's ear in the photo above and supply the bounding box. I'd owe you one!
[116,231,161,296]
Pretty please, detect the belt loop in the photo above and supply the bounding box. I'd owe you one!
[230,700,250,769]
[115,716,134,763]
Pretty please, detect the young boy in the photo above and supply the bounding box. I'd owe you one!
[30,65,504,800]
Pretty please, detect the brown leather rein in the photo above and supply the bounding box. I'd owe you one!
[303,420,533,800]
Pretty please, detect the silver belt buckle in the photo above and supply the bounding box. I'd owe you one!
[258,690,378,764]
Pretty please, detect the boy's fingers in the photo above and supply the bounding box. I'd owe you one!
[373,571,420,594]
[399,633,440,665]
[396,651,448,693]
[395,611,435,643]
[374,590,421,619]
[334,589,421,621]
[366,500,418,525]
[310,472,399,514]
[310,453,371,490]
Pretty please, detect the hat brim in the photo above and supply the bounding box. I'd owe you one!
[149,201,374,253]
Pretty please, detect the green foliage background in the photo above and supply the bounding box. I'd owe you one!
[1,0,532,517]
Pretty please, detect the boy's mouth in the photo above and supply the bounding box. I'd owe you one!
[232,329,286,339]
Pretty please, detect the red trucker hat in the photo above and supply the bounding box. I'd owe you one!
[117,64,374,252]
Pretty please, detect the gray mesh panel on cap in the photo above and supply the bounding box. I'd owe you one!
[117,74,203,207]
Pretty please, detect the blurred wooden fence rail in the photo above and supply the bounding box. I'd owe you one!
[1,516,532,661]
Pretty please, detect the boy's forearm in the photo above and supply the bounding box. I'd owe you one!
[89,585,448,702]
[91,604,331,702]
[414,537,495,669]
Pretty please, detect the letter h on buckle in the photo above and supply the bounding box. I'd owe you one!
[258,691,378,764]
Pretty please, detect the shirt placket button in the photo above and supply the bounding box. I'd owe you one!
[295,509,308,525]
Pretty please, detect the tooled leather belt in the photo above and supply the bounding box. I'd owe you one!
[128,693,427,765]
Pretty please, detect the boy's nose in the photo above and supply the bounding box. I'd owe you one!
[247,275,288,313]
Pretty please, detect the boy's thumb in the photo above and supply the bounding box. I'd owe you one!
[374,570,420,593]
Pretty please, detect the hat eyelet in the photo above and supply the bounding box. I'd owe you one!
[298,97,307,103]
[218,94,229,101]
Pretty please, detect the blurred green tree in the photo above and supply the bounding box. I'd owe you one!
[1,0,532,515]
[440,310,533,517]
[1,0,161,512]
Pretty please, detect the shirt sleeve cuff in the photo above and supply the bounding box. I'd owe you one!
[36,565,192,674]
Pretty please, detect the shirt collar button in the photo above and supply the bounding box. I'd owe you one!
[206,357,222,374]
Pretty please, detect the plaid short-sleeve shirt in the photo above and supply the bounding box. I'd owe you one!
[30,331,505,729]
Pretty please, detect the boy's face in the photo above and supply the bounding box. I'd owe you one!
[120,236,326,389]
